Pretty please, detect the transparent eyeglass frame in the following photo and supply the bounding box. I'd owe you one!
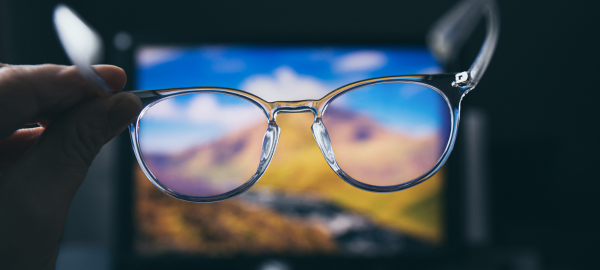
[54,0,500,203]
[126,0,499,203]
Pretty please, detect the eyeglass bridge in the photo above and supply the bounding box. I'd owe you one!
[269,100,321,120]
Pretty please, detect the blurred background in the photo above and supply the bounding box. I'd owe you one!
[1,0,599,269]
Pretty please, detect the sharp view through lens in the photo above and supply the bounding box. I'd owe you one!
[134,45,445,257]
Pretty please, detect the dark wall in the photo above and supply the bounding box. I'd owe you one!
[1,0,598,268]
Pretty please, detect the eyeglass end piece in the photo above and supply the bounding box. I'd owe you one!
[452,71,470,88]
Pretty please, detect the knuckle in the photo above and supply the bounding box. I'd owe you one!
[0,65,37,105]
[0,65,26,85]
[0,65,53,93]
[60,112,110,168]
[56,65,89,90]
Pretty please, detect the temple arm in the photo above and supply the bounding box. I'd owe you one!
[427,0,500,89]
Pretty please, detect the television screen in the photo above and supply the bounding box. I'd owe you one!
[132,44,445,257]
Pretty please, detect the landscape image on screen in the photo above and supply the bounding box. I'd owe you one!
[134,45,445,257]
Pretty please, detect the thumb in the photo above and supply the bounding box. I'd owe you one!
[0,92,141,269]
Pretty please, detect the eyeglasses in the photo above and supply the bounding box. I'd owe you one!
[54,0,499,203]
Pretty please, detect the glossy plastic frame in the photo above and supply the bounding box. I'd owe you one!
[127,0,499,202]
[53,0,499,203]
[131,73,467,202]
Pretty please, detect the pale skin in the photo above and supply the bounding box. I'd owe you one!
[0,64,142,270]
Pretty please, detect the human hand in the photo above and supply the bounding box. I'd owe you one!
[0,64,142,270]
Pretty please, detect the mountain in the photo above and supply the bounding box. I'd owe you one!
[144,120,267,197]
[255,110,444,244]
[136,107,445,255]
[323,106,444,186]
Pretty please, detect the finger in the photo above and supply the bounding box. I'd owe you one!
[0,64,127,139]
[0,92,141,269]
[14,91,141,186]
[93,65,128,91]
[0,127,44,169]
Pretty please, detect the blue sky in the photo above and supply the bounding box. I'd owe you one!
[136,45,441,92]
[136,45,448,153]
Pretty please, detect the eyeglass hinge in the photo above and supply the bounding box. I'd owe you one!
[452,71,470,88]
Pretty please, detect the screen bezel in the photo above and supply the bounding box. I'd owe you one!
[111,34,469,270]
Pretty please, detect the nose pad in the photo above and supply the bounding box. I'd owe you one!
[311,118,339,171]
[255,113,340,189]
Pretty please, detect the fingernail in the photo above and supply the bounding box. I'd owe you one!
[108,93,142,130]
[94,65,127,91]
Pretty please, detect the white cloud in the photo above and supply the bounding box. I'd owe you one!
[186,94,264,130]
[334,51,387,73]
[199,46,246,73]
[137,47,183,69]
[240,66,330,102]
[399,83,428,99]
[142,98,180,120]
[139,94,265,154]
[186,94,219,121]
[143,94,264,129]
[418,66,443,74]
[394,124,439,138]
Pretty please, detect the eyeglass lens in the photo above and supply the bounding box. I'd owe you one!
[138,92,268,197]
[323,82,452,186]
[137,83,451,197]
